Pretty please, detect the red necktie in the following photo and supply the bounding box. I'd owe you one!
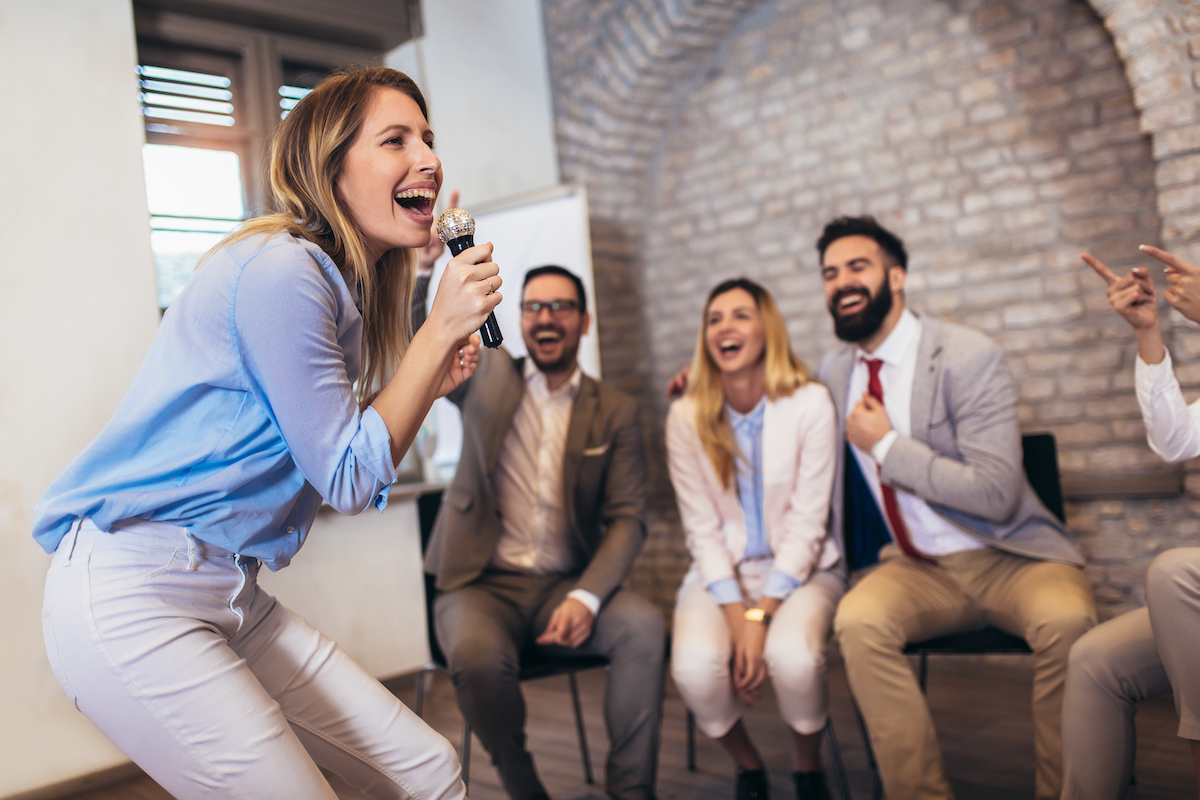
[863,358,936,566]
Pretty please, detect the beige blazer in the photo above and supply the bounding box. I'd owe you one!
[424,347,647,601]
[665,383,842,590]
[818,313,1084,567]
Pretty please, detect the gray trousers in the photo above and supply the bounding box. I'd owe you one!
[1061,547,1200,799]
[434,571,664,800]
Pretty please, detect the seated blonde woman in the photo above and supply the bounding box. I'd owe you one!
[666,278,844,800]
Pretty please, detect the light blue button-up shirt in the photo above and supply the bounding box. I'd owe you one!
[708,398,803,605]
[32,233,396,569]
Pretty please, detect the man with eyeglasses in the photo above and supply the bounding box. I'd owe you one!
[426,265,664,800]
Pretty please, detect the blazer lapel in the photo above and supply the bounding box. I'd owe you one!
[824,344,857,425]
[909,316,944,445]
[484,355,527,473]
[561,374,598,528]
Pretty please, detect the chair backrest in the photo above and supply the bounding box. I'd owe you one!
[417,490,447,667]
[1021,432,1064,523]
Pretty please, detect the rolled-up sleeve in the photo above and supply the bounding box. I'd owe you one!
[232,248,395,514]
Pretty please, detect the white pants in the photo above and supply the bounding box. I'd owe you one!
[42,519,464,800]
[670,563,845,738]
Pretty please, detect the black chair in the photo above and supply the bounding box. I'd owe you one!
[410,490,610,793]
[855,432,1063,799]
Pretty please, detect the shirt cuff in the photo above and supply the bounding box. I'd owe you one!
[567,588,601,617]
[707,578,743,606]
[763,569,803,600]
[871,430,899,464]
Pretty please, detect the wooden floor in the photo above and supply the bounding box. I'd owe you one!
[59,655,1195,800]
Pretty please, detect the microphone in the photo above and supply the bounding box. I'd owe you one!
[437,208,503,349]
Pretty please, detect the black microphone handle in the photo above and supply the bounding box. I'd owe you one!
[445,234,503,349]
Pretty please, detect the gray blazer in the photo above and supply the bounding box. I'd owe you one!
[424,347,648,600]
[817,313,1084,568]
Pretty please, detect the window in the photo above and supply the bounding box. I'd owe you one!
[134,9,381,308]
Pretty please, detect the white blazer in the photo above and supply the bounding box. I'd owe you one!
[666,382,841,589]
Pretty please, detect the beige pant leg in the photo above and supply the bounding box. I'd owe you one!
[671,577,741,738]
[1145,547,1200,740]
[957,550,1096,800]
[764,570,845,735]
[834,546,984,800]
[1061,608,1167,800]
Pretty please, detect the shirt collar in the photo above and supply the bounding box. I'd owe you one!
[857,308,920,367]
[726,396,766,431]
[523,356,582,399]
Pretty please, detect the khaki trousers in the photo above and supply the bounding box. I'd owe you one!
[833,545,1095,800]
[1061,547,1200,799]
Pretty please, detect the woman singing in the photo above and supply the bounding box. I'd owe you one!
[32,67,497,799]
[666,278,843,800]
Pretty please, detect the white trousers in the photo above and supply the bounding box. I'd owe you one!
[42,519,464,800]
[670,563,845,738]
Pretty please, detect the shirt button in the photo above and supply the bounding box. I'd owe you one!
[286,526,295,533]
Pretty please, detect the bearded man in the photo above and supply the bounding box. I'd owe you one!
[815,216,1095,800]
[426,265,664,800]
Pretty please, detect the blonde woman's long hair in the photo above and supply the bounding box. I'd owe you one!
[214,66,424,407]
[687,278,810,490]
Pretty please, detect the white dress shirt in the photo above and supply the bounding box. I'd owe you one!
[847,309,986,556]
[491,359,600,614]
[1136,350,1200,463]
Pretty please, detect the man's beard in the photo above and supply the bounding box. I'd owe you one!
[830,283,893,343]
[528,324,581,373]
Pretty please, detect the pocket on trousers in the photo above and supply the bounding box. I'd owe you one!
[86,542,182,597]
[42,605,79,709]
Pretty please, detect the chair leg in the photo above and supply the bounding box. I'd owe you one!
[413,667,430,718]
[823,717,851,800]
[686,709,697,772]
[460,719,471,795]
[918,652,928,694]
[851,693,882,800]
[568,672,595,785]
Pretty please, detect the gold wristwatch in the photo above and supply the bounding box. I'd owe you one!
[743,607,772,626]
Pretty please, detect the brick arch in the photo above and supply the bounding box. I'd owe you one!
[544,0,768,393]
[1089,0,1200,251]
[546,0,1200,379]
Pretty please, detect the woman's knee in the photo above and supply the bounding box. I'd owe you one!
[764,638,825,690]
[1146,548,1200,611]
[670,640,729,692]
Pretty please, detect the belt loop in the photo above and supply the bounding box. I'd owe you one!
[185,531,199,571]
[64,518,84,566]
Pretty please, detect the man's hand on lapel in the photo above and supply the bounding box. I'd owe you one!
[846,392,893,453]
[536,597,595,648]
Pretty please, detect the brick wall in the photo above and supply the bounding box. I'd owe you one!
[544,0,1200,621]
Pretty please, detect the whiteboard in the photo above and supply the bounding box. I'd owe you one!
[427,183,599,376]
[424,184,597,476]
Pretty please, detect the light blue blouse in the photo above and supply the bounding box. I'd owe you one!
[707,398,803,605]
[32,233,396,569]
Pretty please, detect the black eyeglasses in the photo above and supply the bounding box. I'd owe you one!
[520,299,582,317]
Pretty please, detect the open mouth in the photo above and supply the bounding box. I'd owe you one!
[533,328,563,349]
[394,188,436,219]
[717,340,743,357]
[834,290,869,316]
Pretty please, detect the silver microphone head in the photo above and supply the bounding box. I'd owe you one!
[437,208,474,243]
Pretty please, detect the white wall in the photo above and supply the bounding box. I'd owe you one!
[387,0,560,208]
[0,0,162,795]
